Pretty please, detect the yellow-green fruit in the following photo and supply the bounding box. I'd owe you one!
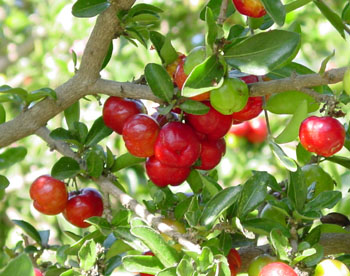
[302,164,334,199]
[314,259,350,276]
[248,254,277,276]
[210,78,249,115]
[260,204,287,227]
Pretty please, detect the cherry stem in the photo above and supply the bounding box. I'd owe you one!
[217,0,228,25]
[73,178,79,193]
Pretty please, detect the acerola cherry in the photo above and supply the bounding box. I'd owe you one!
[186,101,233,140]
[299,116,345,157]
[102,96,145,134]
[122,114,160,157]
[259,262,297,276]
[30,175,68,215]
[174,55,187,90]
[140,251,155,276]
[227,248,242,276]
[195,138,226,170]
[63,188,103,228]
[246,117,268,144]
[34,268,43,276]
[314,259,350,276]
[229,121,250,137]
[248,254,277,276]
[145,156,191,187]
[154,122,201,168]
[232,0,266,18]
[166,53,185,80]
[232,97,263,123]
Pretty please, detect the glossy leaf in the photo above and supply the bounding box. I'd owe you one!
[128,3,163,17]
[12,220,42,245]
[51,157,81,180]
[179,99,210,115]
[303,243,324,267]
[79,239,97,271]
[186,169,203,194]
[26,87,57,103]
[85,116,113,147]
[149,31,166,62]
[39,230,50,247]
[185,196,201,227]
[111,152,145,172]
[205,7,217,53]
[296,142,312,166]
[145,63,174,103]
[174,196,192,221]
[86,150,104,178]
[182,55,224,98]
[0,104,6,124]
[0,254,34,276]
[177,258,195,276]
[65,230,103,255]
[243,218,290,237]
[224,30,300,75]
[261,0,285,26]
[101,42,113,70]
[319,50,335,74]
[157,267,177,276]
[270,229,290,261]
[160,36,178,66]
[59,269,81,276]
[113,227,148,252]
[106,240,133,260]
[85,216,111,235]
[0,147,27,170]
[72,0,110,18]
[199,0,236,21]
[200,186,242,228]
[64,101,80,131]
[122,255,164,275]
[325,156,350,169]
[269,141,298,171]
[288,167,307,212]
[305,191,342,212]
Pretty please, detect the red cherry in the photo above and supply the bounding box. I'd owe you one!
[140,251,155,276]
[34,268,43,276]
[246,117,268,144]
[195,138,226,170]
[146,156,191,187]
[299,116,345,157]
[154,122,201,168]
[232,97,263,122]
[122,114,160,158]
[227,248,242,276]
[186,101,233,140]
[174,56,187,90]
[30,175,68,215]
[240,74,259,84]
[232,0,266,18]
[63,188,104,228]
[259,262,297,276]
[229,121,250,137]
[102,96,145,134]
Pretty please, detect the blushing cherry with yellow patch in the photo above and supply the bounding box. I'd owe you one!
[232,0,266,18]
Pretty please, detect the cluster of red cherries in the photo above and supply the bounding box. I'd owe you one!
[30,175,103,228]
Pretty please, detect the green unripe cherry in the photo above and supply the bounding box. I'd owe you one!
[314,259,350,276]
[248,254,277,276]
[210,78,249,115]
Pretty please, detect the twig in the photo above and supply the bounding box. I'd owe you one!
[217,0,229,25]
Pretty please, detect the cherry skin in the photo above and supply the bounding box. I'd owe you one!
[63,188,104,228]
[232,97,263,123]
[186,101,233,140]
[246,117,268,144]
[174,55,187,90]
[140,251,155,276]
[314,259,350,276]
[34,268,43,276]
[227,248,242,276]
[259,262,297,276]
[195,138,226,170]
[299,116,345,157]
[102,96,145,134]
[248,254,277,276]
[122,114,160,158]
[166,53,185,81]
[30,175,68,215]
[229,121,250,137]
[154,122,201,168]
[145,156,191,187]
[232,0,266,18]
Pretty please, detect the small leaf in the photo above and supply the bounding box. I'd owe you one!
[270,229,290,261]
[0,104,6,124]
[260,0,286,26]
[122,255,164,275]
[319,50,335,74]
[205,7,217,53]
[160,36,178,66]
[128,3,163,17]
[101,42,113,70]
[0,175,10,191]
[303,243,324,267]
[26,88,57,103]
[149,31,166,62]
[186,169,203,194]
[72,0,110,18]
[176,258,195,276]
[106,240,133,260]
[185,196,202,227]
[12,220,42,245]
[64,101,80,131]
[85,116,113,147]
[343,68,350,95]
[145,63,174,103]
[0,254,34,276]
[179,99,210,115]
[113,227,148,252]
[79,239,97,271]
[296,142,312,166]
[85,216,111,235]
[243,218,290,237]
[325,156,350,169]
[51,157,81,180]
[38,230,50,247]
[59,269,81,276]
[86,151,104,178]
[65,230,103,255]
[111,152,145,172]
[269,141,298,171]
[0,147,27,170]
[200,0,236,21]
[305,191,342,212]
[287,167,307,212]
[71,50,78,68]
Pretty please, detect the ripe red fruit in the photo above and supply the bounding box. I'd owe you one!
[174,55,187,90]
[34,268,43,276]
[229,121,250,137]
[63,188,104,228]
[30,175,68,215]
[259,262,297,276]
[232,0,266,18]
[186,101,233,140]
[140,251,155,276]
[146,156,191,187]
[154,122,201,168]
[232,97,263,123]
[299,116,345,157]
[195,138,226,170]
[246,117,268,144]
[122,114,160,157]
[102,96,145,134]
[227,248,242,276]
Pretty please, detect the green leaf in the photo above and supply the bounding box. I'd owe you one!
[160,36,178,66]
[179,100,210,115]
[59,269,81,276]
[305,226,321,246]
[26,88,57,103]
[85,216,111,235]
[64,101,80,131]
[106,239,133,260]
[0,147,27,170]
[325,156,350,169]
[0,104,6,124]
[205,7,217,54]
[72,0,110,18]
[50,128,75,141]
[261,0,286,26]
[85,116,113,147]
[65,230,103,255]
[131,226,180,267]
[122,255,164,275]
[199,0,236,21]
[176,258,195,276]
[243,218,290,237]
[79,239,97,271]
[0,86,28,101]
[174,196,192,221]
[86,151,104,178]
[296,142,312,166]
[51,157,81,180]
[224,30,300,75]
[0,175,9,200]
[149,31,166,62]
[269,141,297,171]
[157,267,177,276]
[12,220,42,245]
[200,186,242,228]
[313,0,345,38]
[198,247,214,271]
[270,229,290,261]
[185,196,201,227]
[303,243,324,267]
[74,122,89,144]
[319,50,335,74]
[0,254,34,276]
[237,172,269,219]
[111,152,145,172]
[145,63,174,103]
[126,27,148,48]
[113,227,148,252]
[275,100,308,144]
[343,2,350,24]
[305,191,342,212]
[39,230,50,247]
[186,169,203,194]
[182,55,225,98]
[106,146,115,169]
[128,3,163,17]
[101,42,113,70]
[287,167,307,212]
